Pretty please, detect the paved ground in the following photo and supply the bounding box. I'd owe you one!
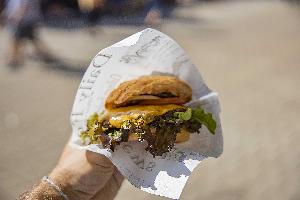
[0,0,300,199]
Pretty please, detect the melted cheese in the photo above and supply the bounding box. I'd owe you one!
[175,129,190,143]
[107,104,185,128]
[128,128,190,143]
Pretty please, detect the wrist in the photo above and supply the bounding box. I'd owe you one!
[37,181,65,200]
[19,181,65,200]
[49,168,78,200]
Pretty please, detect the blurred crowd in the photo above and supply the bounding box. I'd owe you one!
[0,0,199,69]
[1,0,197,27]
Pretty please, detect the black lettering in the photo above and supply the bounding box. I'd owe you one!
[123,144,133,154]
[175,151,186,162]
[145,162,156,172]
[79,90,91,102]
[79,85,93,90]
[86,78,96,84]
[120,36,161,63]
[71,110,84,116]
[93,53,111,68]
[90,69,101,77]
[130,155,145,169]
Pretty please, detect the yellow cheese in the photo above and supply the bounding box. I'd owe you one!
[127,128,190,142]
[107,104,185,128]
[175,129,190,143]
[109,114,141,128]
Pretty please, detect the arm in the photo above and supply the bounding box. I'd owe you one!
[19,181,65,200]
[19,144,123,200]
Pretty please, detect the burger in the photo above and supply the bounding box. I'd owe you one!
[80,75,216,156]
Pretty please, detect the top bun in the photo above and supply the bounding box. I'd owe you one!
[105,75,192,109]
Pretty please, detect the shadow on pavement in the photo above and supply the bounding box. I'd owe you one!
[28,54,86,77]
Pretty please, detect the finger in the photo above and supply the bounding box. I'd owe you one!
[90,170,123,200]
[86,150,113,168]
[113,167,124,187]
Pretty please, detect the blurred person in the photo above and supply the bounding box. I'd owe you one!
[78,0,105,35]
[0,0,4,11]
[41,0,80,19]
[19,141,123,200]
[5,0,53,68]
[105,0,126,14]
[0,0,6,26]
[144,0,176,26]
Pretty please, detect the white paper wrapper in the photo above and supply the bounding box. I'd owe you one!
[70,28,223,199]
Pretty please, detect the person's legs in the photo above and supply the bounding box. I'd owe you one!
[86,9,102,35]
[29,25,56,63]
[32,37,48,57]
[144,0,162,26]
[144,0,176,26]
[32,38,56,63]
[10,39,23,64]
[8,29,25,67]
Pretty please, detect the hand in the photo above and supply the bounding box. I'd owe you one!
[49,143,123,200]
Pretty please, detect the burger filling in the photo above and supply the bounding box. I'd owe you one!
[80,105,216,157]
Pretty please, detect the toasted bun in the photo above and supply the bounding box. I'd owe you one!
[105,75,192,109]
[128,128,190,143]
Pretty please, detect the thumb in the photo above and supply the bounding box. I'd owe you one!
[86,150,114,168]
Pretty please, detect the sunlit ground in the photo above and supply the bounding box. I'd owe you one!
[0,0,300,199]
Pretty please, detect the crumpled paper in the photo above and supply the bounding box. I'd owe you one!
[70,28,223,199]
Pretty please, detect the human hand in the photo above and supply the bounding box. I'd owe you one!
[48,143,123,200]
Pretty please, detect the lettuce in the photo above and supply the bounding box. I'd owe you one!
[87,112,98,129]
[108,130,122,140]
[174,108,192,121]
[174,107,216,135]
[80,112,99,143]
[192,108,216,134]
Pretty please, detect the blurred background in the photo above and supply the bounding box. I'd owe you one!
[0,0,300,199]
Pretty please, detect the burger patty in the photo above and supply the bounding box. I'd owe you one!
[141,109,202,156]
[94,109,202,156]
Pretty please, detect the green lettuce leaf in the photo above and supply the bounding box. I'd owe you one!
[87,112,98,129]
[174,108,192,121]
[174,107,216,135]
[192,108,216,134]
[80,112,99,144]
[108,130,122,140]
